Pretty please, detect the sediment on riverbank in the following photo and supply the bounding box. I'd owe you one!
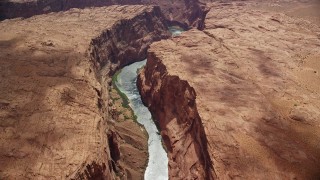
[107,71,148,179]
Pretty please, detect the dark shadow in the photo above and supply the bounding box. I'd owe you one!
[0,37,24,48]
[253,110,320,179]
[249,48,280,77]
[183,53,214,76]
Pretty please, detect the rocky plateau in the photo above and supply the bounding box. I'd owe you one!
[1,0,320,179]
[0,0,208,29]
[138,0,320,179]
[0,5,169,179]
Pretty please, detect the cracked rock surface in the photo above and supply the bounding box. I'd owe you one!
[0,0,208,29]
[138,1,320,179]
[0,5,169,179]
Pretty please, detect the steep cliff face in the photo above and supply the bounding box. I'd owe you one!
[89,5,170,77]
[142,0,209,29]
[137,52,215,179]
[0,0,208,29]
[88,7,169,178]
[138,1,320,179]
[0,5,169,179]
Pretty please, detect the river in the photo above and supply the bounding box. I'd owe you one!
[114,27,183,180]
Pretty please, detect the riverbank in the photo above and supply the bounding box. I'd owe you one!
[108,75,149,179]
[114,60,168,180]
[110,25,186,179]
[138,1,320,179]
[0,5,170,179]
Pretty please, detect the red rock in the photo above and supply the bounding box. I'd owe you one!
[0,0,208,29]
[0,5,169,179]
[138,1,320,179]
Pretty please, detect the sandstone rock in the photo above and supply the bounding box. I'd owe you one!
[138,55,216,179]
[0,0,208,29]
[0,5,169,179]
[138,1,320,179]
[289,108,309,122]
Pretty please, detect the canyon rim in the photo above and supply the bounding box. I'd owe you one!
[1,0,320,179]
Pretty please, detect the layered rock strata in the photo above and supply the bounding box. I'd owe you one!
[138,53,216,179]
[0,5,169,179]
[89,5,169,77]
[0,0,208,29]
[138,2,320,179]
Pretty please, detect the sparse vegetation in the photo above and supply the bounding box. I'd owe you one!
[112,70,130,109]
[111,70,138,123]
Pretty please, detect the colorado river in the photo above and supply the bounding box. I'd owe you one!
[114,27,183,180]
[115,60,168,180]
[168,26,184,36]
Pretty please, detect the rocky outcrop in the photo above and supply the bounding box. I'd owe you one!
[0,5,169,179]
[138,1,320,179]
[142,0,209,29]
[89,5,170,77]
[0,0,208,29]
[0,0,139,20]
[138,52,215,179]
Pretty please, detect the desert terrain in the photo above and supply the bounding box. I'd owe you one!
[1,0,320,179]
[0,5,168,179]
[0,0,208,29]
[138,0,320,179]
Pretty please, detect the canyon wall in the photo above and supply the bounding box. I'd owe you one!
[137,52,216,179]
[89,5,170,77]
[138,1,320,179]
[0,0,208,29]
[88,5,170,179]
[0,5,169,179]
[141,0,209,29]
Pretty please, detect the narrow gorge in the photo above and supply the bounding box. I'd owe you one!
[111,26,186,179]
[0,5,171,179]
[137,47,215,180]
[0,1,213,179]
[1,0,320,179]
[114,60,168,180]
[138,1,320,179]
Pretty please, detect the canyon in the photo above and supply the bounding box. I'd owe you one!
[114,60,169,179]
[0,0,208,29]
[1,0,320,179]
[0,5,169,179]
[138,1,320,179]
